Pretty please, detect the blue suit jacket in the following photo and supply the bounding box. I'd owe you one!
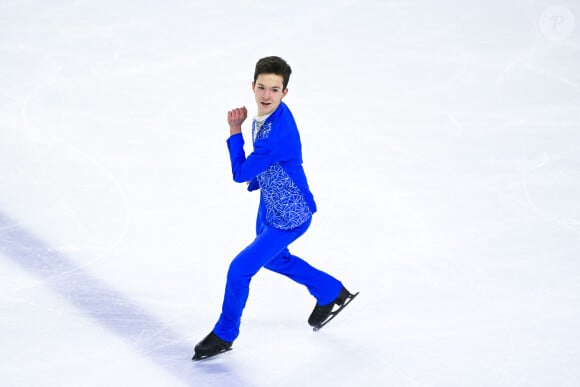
[227,102,317,230]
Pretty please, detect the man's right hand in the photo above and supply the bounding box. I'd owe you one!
[227,106,247,135]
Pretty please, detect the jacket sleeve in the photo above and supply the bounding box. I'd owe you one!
[247,178,259,191]
[226,133,273,184]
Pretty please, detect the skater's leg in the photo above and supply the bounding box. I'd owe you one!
[264,250,343,306]
[213,219,310,342]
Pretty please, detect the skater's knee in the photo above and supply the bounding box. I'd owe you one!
[265,252,294,271]
[226,261,243,281]
[227,257,255,283]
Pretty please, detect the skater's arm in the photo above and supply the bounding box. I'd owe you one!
[247,178,259,191]
[226,106,276,184]
[227,134,273,183]
[227,106,246,136]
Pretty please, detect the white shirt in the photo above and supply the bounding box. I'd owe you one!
[252,113,272,142]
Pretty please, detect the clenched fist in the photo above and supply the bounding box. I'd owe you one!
[227,106,247,135]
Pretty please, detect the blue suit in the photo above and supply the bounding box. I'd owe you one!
[213,102,342,342]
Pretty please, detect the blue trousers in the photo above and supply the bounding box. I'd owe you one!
[213,211,342,342]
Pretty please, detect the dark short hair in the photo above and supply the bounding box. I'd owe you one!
[253,56,292,89]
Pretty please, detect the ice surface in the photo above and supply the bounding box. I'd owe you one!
[1,1,579,386]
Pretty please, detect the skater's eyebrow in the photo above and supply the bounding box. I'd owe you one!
[256,83,281,90]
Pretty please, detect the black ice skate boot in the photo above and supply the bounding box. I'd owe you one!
[308,286,359,331]
[192,331,233,361]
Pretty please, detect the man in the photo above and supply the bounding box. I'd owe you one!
[193,56,357,361]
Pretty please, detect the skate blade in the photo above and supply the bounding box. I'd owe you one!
[313,291,359,331]
[192,347,233,362]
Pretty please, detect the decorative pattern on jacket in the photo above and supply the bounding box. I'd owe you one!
[253,117,311,230]
[226,102,317,230]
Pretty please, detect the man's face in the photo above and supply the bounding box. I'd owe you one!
[252,73,288,116]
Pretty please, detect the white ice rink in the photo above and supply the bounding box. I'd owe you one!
[1,1,579,386]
